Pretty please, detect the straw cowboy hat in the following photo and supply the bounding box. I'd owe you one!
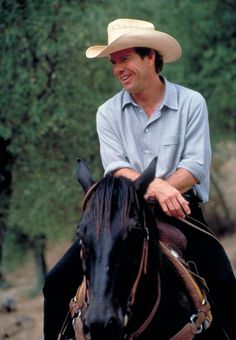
[86,18,182,63]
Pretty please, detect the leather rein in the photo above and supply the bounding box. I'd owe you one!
[125,216,162,339]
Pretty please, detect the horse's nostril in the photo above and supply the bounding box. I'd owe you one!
[106,316,118,329]
[84,316,121,339]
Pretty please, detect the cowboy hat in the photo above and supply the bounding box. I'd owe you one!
[86,18,182,62]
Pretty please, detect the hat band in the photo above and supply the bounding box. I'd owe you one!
[108,27,154,44]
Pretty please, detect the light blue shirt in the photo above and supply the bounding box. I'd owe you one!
[96,77,212,202]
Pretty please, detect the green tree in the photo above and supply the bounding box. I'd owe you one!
[1,0,235,287]
[0,0,104,287]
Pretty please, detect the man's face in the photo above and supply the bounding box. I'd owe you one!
[110,48,154,95]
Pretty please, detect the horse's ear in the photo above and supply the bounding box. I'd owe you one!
[134,157,157,197]
[76,158,95,192]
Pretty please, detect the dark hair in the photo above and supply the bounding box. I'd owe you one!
[134,47,164,73]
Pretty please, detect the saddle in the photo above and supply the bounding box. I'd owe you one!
[157,219,188,257]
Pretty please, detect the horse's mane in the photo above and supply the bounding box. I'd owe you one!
[87,175,139,235]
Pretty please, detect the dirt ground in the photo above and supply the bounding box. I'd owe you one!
[0,241,70,340]
[0,233,235,340]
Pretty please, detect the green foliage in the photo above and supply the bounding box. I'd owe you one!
[0,0,236,265]
[153,0,236,139]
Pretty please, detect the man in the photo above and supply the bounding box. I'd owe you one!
[86,18,211,222]
[43,18,235,339]
[86,18,236,337]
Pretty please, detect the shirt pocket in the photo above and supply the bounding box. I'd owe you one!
[158,135,182,168]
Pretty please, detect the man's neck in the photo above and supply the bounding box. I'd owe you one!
[132,75,165,117]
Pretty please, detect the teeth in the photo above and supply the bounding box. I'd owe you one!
[121,75,130,81]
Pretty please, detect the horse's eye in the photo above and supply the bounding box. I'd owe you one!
[130,218,141,229]
[77,220,87,236]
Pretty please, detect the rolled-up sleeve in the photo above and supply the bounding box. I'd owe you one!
[96,106,132,175]
[178,94,211,184]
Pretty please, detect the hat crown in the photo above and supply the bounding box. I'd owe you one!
[86,18,181,62]
[107,19,155,44]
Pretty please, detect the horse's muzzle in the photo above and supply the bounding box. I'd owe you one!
[82,300,123,340]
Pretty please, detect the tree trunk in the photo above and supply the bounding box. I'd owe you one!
[0,137,13,287]
[32,234,47,294]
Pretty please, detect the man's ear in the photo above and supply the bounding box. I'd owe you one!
[149,49,156,62]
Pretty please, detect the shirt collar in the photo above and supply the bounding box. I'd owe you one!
[121,77,178,111]
[122,90,136,109]
[162,77,178,110]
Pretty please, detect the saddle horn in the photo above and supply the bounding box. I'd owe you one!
[76,158,95,192]
[134,157,157,197]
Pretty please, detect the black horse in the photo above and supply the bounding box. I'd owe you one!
[60,157,233,340]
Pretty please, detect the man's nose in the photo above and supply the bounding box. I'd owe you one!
[114,62,124,75]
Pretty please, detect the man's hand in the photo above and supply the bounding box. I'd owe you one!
[144,178,191,219]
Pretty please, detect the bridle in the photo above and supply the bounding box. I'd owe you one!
[82,182,100,212]
[79,183,213,340]
[81,184,162,338]
[124,215,162,339]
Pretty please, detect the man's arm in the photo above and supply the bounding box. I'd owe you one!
[145,168,197,219]
[113,168,140,181]
[114,167,196,219]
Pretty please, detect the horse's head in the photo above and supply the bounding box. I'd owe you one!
[76,158,158,340]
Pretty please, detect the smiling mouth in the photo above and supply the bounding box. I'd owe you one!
[120,74,131,83]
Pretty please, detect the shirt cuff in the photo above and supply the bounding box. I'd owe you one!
[177,160,207,183]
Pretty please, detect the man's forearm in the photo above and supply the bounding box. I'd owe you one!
[113,166,196,219]
[113,167,197,193]
[145,168,197,218]
[113,167,140,181]
[166,168,198,193]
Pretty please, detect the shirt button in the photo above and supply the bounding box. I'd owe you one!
[144,149,150,154]
[145,128,149,133]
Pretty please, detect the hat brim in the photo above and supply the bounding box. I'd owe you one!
[86,31,182,63]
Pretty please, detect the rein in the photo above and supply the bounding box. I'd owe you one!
[125,236,212,340]
[128,218,149,307]
[126,232,162,340]
[125,211,162,339]
[127,271,161,340]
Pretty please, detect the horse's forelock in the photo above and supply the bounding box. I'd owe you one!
[87,175,138,236]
